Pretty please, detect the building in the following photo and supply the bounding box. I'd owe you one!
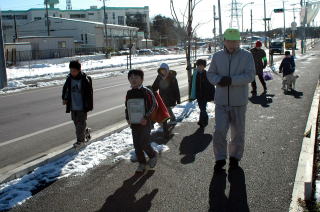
[16,17,139,50]
[1,6,150,43]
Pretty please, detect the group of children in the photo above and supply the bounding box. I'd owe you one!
[62,49,297,173]
[62,59,214,173]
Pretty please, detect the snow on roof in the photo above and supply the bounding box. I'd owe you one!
[48,17,139,30]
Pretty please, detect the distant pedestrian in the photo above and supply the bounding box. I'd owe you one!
[250,40,268,95]
[125,69,158,173]
[152,63,181,124]
[62,60,93,148]
[191,59,215,128]
[279,51,297,92]
[207,28,256,171]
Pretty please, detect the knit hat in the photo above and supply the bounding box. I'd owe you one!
[159,63,169,71]
[223,28,241,41]
[256,40,262,47]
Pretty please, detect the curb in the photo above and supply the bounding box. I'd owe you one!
[0,96,190,185]
[289,81,320,211]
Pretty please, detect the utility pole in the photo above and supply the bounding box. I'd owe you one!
[251,9,253,40]
[0,14,7,89]
[283,1,286,41]
[264,0,267,47]
[213,5,217,52]
[45,0,50,36]
[102,0,108,52]
[13,14,17,42]
[218,0,223,48]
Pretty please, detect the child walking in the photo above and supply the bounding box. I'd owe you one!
[62,60,93,148]
[191,59,215,128]
[125,69,158,173]
[279,51,296,91]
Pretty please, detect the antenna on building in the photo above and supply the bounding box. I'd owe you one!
[230,0,241,29]
[66,0,72,10]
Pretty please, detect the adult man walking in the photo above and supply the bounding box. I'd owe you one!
[207,28,256,171]
[250,40,268,95]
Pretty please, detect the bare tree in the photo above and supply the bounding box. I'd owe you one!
[170,0,203,99]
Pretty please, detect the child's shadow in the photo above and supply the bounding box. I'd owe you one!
[249,93,274,108]
[284,89,303,99]
[97,171,158,212]
[179,128,212,164]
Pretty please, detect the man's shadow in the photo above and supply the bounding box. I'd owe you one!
[284,89,303,99]
[179,128,212,164]
[249,93,274,108]
[209,167,249,212]
[97,171,158,212]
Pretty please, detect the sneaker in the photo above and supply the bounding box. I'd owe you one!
[229,157,239,169]
[148,153,158,168]
[251,90,257,96]
[214,160,226,172]
[136,163,146,173]
[85,128,91,142]
[73,141,85,149]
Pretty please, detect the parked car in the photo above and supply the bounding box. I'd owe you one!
[240,44,251,50]
[137,49,154,55]
[270,40,285,55]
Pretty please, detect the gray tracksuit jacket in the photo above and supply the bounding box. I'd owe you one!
[207,48,256,106]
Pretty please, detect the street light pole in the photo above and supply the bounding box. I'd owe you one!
[213,5,217,52]
[45,0,50,36]
[264,0,267,47]
[103,0,108,51]
[0,14,7,89]
[217,0,223,48]
[241,2,254,33]
[283,0,286,41]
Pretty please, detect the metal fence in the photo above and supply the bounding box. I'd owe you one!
[5,47,107,65]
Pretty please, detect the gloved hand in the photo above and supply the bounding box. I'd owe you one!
[218,76,232,87]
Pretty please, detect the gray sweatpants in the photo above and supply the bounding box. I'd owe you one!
[213,105,247,161]
[71,111,87,143]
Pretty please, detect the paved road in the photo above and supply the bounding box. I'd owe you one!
[0,62,191,170]
[9,45,320,211]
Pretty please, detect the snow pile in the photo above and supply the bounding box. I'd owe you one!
[174,100,215,122]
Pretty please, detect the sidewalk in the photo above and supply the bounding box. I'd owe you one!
[7,45,320,212]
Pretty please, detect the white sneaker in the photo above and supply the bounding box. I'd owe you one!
[136,163,146,173]
[148,154,158,168]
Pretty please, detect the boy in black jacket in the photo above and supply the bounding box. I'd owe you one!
[125,69,158,173]
[194,59,215,128]
[279,51,296,91]
[62,60,93,148]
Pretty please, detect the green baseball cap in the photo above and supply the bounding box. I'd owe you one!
[223,28,240,41]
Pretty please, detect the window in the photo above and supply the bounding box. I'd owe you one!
[58,41,67,48]
[81,34,84,41]
[3,25,13,30]
[88,13,94,16]
[2,15,13,20]
[34,17,42,21]
[15,15,28,20]
[60,14,62,18]
[113,12,115,19]
[53,13,56,17]
[70,14,86,19]
[85,34,88,44]
[118,16,124,25]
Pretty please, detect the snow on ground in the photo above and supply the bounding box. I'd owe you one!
[0,99,212,211]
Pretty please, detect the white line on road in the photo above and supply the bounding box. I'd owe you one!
[0,104,124,148]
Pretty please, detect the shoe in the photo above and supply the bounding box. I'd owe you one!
[251,90,257,96]
[136,163,146,173]
[214,160,226,172]
[229,157,239,169]
[85,128,91,142]
[262,89,267,94]
[73,141,85,148]
[148,153,158,168]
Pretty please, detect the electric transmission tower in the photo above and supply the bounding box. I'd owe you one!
[66,0,72,10]
[230,0,241,29]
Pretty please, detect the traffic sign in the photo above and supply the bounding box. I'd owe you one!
[274,8,284,13]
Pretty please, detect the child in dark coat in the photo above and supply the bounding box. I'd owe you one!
[279,51,297,91]
[62,60,93,148]
[125,69,158,173]
[191,59,215,128]
[152,63,181,123]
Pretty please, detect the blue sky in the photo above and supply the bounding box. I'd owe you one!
[0,0,318,38]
